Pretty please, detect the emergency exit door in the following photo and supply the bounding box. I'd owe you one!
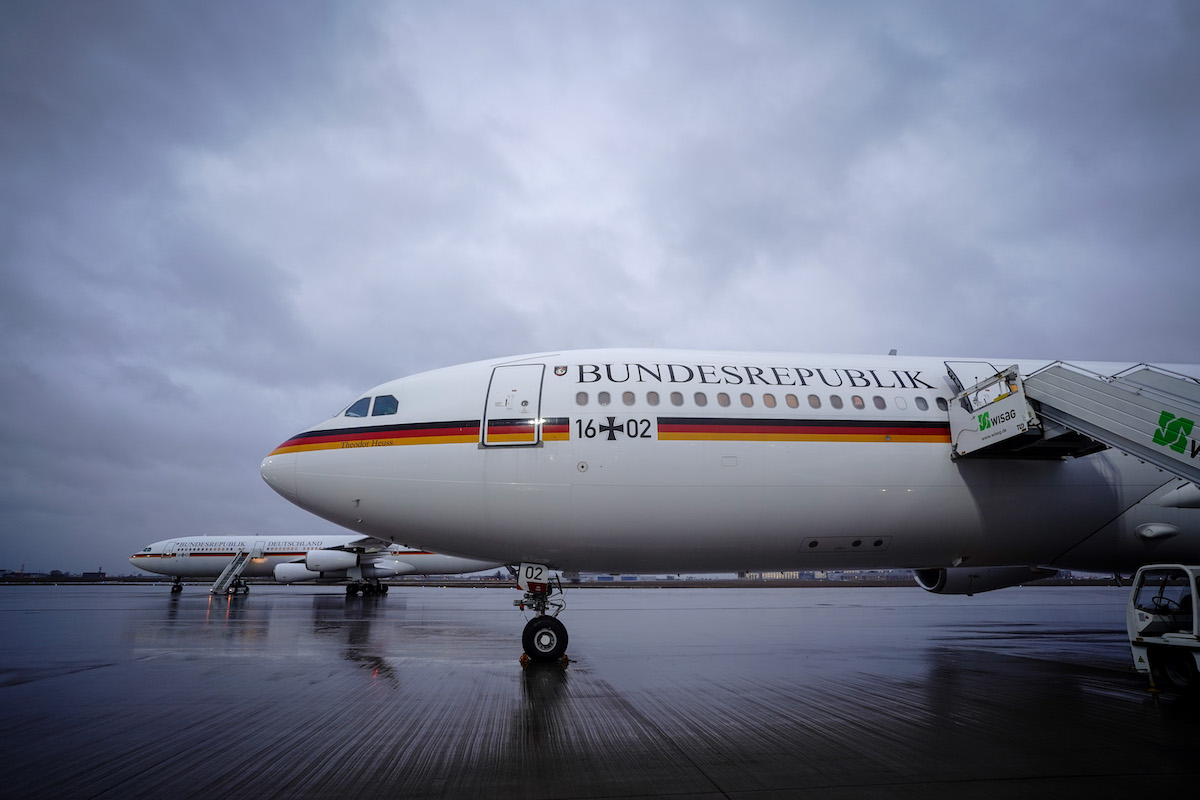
[482,364,544,446]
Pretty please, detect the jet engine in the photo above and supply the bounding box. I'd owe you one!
[305,549,358,572]
[274,562,326,583]
[912,566,1058,595]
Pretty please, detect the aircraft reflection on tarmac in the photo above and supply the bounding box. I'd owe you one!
[310,594,401,683]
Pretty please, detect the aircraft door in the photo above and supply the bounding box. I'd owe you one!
[483,364,544,446]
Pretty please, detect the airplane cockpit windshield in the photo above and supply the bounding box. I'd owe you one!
[343,395,398,418]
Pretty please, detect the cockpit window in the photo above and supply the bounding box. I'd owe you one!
[371,395,398,416]
[345,398,371,417]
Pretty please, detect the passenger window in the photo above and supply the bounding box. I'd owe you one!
[808,394,821,409]
[694,392,708,407]
[915,397,929,411]
[371,395,398,416]
[345,398,370,417]
[936,397,949,411]
[893,397,907,411]
[647,391,660,406]
[740,393,754,408]
[873,396,886,410]
[830,395,844,410]
[598,391,611,407]
[763,393,776,408]
[576,392,588,406]
[786,394,799,409]
[852,395,865,410]
[718,392,731,407]
[670,391,684,406]
[622,391,636,406]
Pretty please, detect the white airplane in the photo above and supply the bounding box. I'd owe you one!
[259,348,1200,662]
[130,534,504,595]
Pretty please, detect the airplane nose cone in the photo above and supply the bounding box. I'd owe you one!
[261,451,298,504]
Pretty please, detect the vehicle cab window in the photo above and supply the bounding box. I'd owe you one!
[1132,568,1195,635]
[345,398,371,417]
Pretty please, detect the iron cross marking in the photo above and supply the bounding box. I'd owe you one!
[598,417,625,441]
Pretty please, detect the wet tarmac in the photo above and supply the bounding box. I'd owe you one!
[2,584,1198,799]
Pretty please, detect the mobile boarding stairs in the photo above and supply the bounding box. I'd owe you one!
[211,548,256,595]
[947,361,1200,488]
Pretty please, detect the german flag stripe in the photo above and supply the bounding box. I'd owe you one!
[656,417,950,443]
[269,420,481,455]
[487,418,537,443]
[270,417,575,454]
[543,417,569,442]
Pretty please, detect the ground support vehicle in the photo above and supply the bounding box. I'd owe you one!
[1128,564,1200,694]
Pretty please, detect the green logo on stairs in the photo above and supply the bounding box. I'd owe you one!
[1152,411,1194,454]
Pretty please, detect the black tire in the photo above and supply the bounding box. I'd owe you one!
[522,616,568,662]
[1153,648,1199,694]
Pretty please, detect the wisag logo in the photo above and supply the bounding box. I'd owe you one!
[977,408,1016,432]
[1152,410,1195,455]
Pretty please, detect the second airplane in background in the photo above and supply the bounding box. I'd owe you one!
[131,534,504,595]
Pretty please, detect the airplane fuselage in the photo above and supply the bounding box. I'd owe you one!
[131,535,500,578]
[261,349,1200,575]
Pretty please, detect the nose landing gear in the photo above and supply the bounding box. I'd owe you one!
[514,562,569,663]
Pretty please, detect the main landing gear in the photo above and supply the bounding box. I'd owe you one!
[514,563,569,664]
[346,580,389,597]
[170,577,183,594]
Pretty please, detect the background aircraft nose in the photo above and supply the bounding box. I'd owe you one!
[261,451,298,504]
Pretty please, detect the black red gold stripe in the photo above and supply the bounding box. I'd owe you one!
[269,420,480,455]
[485,418,537,444]
[271,417,573,454]
[656,417,951,443]
[543,417,569,441]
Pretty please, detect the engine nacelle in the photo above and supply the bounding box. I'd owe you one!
[305,549,358,572]
[274,562,326,584]
[913,566,1058,595]
[361,558,415,579]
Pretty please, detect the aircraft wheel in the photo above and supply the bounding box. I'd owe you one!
[170,584,182,594]
[381,584,389,594]
[1155,649,1198,694]
[522,616,568,662]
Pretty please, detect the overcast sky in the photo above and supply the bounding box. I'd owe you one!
[2,1,1199,573]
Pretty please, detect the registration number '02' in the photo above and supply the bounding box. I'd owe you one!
[576,417,653,441]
